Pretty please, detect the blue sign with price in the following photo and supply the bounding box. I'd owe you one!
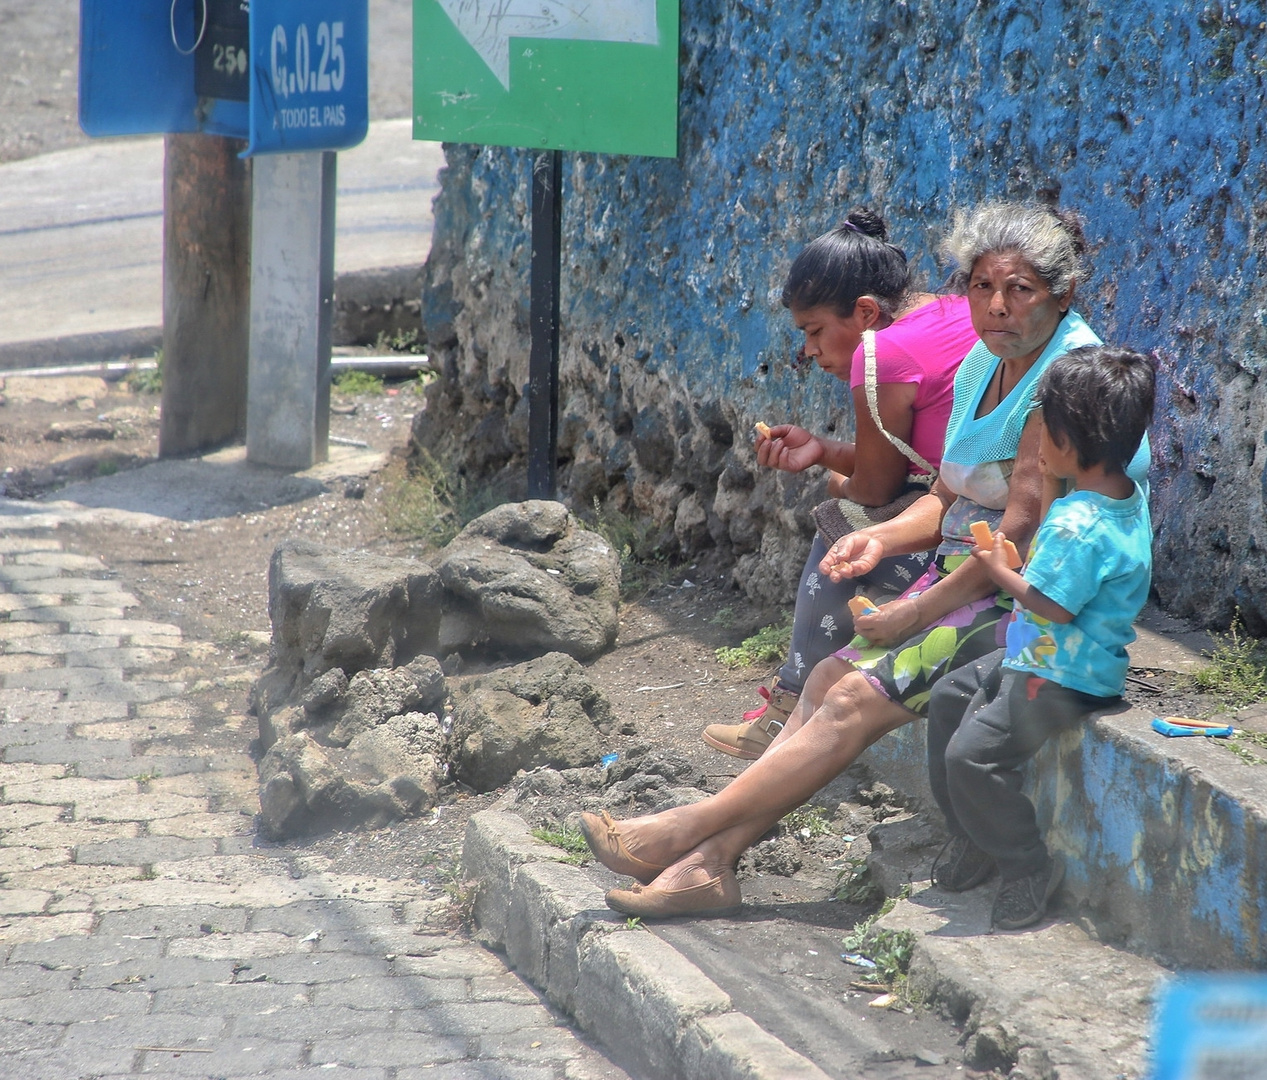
[79,0,367,156]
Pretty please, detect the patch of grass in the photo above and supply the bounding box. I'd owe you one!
[96,459,119,477]
[709,607,736,629]
[841,912,917,989]
[782,806,832,840]
[435,862,480,929]
[715,618,794,668]
[1190,618,1267,709]
[1220,728,1267,766]
[333,369,385,396]
[127,352,163,395]
[624,917,644,931]
[530,826,591,866]
[382,451,509,549]
[375,327,426,355]
[584,497,677,599]
[834,856,881,905]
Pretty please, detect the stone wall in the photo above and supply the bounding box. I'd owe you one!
[416,0,1267,629]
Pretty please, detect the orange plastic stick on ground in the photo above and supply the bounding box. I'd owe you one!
[848,595,877,618]
[754,421,772,438]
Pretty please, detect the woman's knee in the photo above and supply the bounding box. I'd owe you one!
[817,670,883,726]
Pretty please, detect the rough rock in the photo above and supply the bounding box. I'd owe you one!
[257,713,445,839]
[254,539,443,711]
[436,501,620,660]
[328,657,446,746]
[447,652,618,792]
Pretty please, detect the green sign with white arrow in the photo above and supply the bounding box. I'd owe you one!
[412,0,679,157]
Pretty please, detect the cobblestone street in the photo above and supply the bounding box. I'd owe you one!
[0,526,627,1080]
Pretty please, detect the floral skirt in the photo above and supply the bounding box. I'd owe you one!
[833,557,1012,716]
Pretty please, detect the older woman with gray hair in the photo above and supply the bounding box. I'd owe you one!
[580,201,1150,918]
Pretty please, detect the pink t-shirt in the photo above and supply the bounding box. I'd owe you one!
[848,294,977,474]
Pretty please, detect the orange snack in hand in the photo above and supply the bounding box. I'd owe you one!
[754,421,772,438]
[969,520,994,549]
[848,595,877,618]
[969,520,1023,569]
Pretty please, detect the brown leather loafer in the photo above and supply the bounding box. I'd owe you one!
[579,810,668,885]
[605,868,742,919]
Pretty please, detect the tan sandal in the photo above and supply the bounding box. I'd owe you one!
[578,810,668,885]
[701,682,799,760]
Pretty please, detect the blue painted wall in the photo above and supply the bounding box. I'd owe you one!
[419,0,1267,627]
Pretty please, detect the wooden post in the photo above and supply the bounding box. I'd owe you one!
[159,132,251,457]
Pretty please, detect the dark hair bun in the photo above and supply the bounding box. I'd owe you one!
[844,207,888,242]
[1052,208,1087,257]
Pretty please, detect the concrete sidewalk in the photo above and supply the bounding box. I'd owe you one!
[0,119,442,366]
[0,509,628,1080]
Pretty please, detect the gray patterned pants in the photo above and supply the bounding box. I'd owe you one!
[776,534,933,694]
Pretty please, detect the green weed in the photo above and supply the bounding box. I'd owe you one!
[782,806,832,840]
[382,451,509,549]
[1220,728,1267,766]
[585,497,676,599]
[375,327,426,355]
[96,460,119,477]
[333,369,385,396]
[434,861,480,929]
[715,618,794,668]
[1191,618,1267,709]
[834,857,881,905]
[624,917,644,930]
[841,912,917,989]
[126,352,163,395]
[709,607,736,629]
[530,826,591,866]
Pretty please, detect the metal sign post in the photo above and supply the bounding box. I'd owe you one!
[413,0,679,498]
[527,150,562,498]
[79,0,369,468]
[246,151,337,468]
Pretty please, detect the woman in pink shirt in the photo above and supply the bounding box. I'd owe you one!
[703,208,978,760]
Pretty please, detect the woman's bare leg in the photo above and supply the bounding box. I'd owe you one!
[605,660,916,875]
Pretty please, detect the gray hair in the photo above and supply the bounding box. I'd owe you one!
[940,201,1086,298]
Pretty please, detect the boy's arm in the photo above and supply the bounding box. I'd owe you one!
[971,532,1075,623]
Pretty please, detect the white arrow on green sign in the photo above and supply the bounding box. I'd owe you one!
[413,0,678,157]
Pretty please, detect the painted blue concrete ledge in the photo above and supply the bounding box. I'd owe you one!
[860,710,1267,969]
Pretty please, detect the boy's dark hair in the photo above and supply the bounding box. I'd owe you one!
[1035,345,1156,472]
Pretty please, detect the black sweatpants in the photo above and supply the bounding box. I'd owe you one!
[926,648,1117,880]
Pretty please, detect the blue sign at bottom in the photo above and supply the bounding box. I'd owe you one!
[1152,974,1267,1079]
[78,0,367,157]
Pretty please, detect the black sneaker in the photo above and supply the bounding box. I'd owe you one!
[931,835,996,892]
[991,856,1065,931]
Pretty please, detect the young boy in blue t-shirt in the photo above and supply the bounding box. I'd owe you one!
[925,345,1155,931]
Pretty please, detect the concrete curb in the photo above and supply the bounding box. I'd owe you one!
[461,811,832,1080]
[858,703,1267,969]
[864,814,1165,1079]
[0,264,423,372]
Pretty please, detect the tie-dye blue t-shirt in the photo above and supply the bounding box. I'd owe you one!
[1003,484,1152,698]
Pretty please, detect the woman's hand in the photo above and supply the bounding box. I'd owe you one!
[820,531,886,581]
[853,596,926,648]
[755,425,824,473]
